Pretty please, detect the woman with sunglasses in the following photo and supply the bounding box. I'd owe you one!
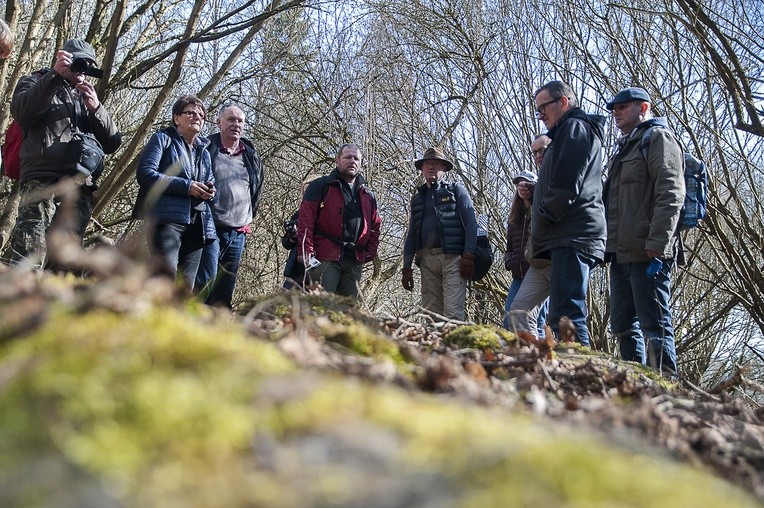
[134,95,217,290]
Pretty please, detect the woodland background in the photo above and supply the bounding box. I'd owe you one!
[0,0,761,392]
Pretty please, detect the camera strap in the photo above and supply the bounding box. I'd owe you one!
[68,88,91,137]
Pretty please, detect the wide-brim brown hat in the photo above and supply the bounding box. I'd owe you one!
[414,147,453,171]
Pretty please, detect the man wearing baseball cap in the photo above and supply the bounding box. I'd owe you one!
[401,147,478,321]
[8,39,121,267]
[604,86,685,375]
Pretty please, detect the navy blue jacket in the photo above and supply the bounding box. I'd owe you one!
[403,179,477,269]
[206,132,265,220]
[133,126,216,242]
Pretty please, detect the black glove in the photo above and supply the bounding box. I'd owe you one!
[460,252,475,279]
[402,268,414,291]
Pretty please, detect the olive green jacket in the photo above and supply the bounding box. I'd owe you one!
[604,118,685,262]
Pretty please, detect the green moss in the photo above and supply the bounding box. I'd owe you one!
[273,304,291,318]
[327,310,353,326]
[444,324,515,351]
[0,298,756,507]
[324,323,406,365]
[629,362,679,388]
[0,307,295,505]
[260,381,758,507]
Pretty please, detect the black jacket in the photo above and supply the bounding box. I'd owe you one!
[11,69,122,184]
[531,108,607,261]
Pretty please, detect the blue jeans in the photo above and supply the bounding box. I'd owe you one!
[152,220,205,290]
[504,277,548,336]
[196,227,247,308]
[610,259,677,373]
[549,247,596,346]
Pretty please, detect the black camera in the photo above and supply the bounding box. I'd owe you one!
[71,58,104,79]
[283,218,298,231]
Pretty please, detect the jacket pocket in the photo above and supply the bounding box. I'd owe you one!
[619,154,646,185]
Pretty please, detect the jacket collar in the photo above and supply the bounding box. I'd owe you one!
[207,132,255,154]
[548,107,607,142]
[329,168,366,188]
[619,117,671,146]
[165,126,209,149]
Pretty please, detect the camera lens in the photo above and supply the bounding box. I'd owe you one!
[69,58,105,79]
[71,58,89,73]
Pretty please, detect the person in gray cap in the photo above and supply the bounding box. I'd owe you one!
[503,134,549,335]
[604,86,685,375]
[8,38,121,267]
[401,147,478,321]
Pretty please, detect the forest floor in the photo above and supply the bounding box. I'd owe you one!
[246,291,764,502]
[1,247,762,504]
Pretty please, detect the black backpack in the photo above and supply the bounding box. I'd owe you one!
[439,183,493,282]
[470,214,494,282]
[471,234,494,281]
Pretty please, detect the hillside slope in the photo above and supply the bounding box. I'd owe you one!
[0,265,761,507]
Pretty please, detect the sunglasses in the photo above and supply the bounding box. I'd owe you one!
[180,110,205,120]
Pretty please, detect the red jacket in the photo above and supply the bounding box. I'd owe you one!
[297,170,381,263]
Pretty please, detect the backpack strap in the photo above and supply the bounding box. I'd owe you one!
[639,124,682,162]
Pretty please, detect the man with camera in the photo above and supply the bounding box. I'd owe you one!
[8,39,121,266]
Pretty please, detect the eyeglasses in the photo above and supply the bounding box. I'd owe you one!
[534,97,561,117]
[531,148,547,156]
[180,110,205,120]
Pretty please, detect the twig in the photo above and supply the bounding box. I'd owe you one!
[680,377,722,402]
[708,364,749,394]
[746,344,764,364]
[537,359,559,393]
[418,306,471,326]
[740,376,764,395]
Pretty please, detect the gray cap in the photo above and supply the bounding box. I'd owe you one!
[606,87,651,111]
[513,170,538,185]
[62,39,97,64]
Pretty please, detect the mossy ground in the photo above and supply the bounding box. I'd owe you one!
[0,296,758,507]
[444,324,515,351]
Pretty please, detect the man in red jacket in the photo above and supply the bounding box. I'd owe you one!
[297,144,381,297]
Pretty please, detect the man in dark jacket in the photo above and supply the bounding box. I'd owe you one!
[401,147,478,321]
[297,144,381,297]
[195,104,264,308]
[8,39,122,266]
[531,81,607,345]
[604,87,685,374]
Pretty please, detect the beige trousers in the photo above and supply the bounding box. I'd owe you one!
[419,248,467,321]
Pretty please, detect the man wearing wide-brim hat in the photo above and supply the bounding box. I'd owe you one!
[8,39,122,266]
[401,147,478,321]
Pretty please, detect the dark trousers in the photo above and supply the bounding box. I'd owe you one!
[152,219,205,290]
